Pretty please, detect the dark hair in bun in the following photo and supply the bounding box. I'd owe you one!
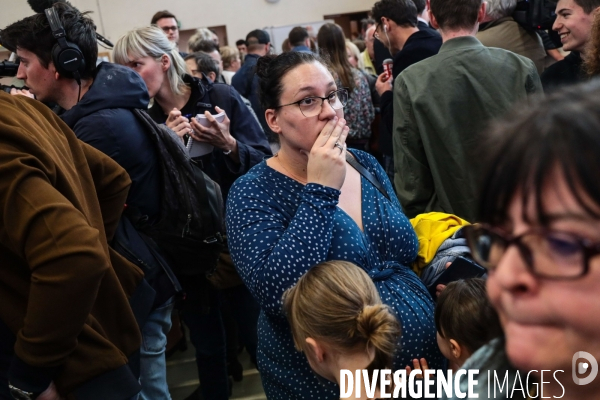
[255,51,328,111]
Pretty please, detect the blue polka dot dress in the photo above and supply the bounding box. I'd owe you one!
[226,150,442,399]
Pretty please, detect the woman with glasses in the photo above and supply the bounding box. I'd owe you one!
[448,81,600,399]
[226,51,441,399]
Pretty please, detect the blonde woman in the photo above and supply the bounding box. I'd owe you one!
[346,40,366,71]
[220,45,242,84]
[114,26,270,400]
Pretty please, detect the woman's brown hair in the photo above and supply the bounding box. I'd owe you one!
[317,23,357,91]
[283,260,401,372]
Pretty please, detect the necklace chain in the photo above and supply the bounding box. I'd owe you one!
[273,153,307,184]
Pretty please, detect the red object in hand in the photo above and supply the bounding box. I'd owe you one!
[382,58,393,81]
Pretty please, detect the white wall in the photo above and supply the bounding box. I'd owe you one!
[1,0,371,47]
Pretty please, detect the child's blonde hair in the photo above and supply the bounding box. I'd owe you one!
[283,260,401,371]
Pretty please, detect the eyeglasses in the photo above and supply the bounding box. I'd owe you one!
[463,224,600,279]
[161,26,178,32]
[275,88,348,118]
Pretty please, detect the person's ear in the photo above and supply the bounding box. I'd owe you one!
[429,10,440,30]
[208,71,217,82]
[449,339,462,360]
[265,108,282,134]
[305,337,325,363]
[477,2,487,23]
[161,54,171,72]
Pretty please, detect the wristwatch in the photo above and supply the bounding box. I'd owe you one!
[8,383,39,400]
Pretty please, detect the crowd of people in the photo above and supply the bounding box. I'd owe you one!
[1,0,600,399]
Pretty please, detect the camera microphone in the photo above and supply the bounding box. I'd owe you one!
[27,0,114,48]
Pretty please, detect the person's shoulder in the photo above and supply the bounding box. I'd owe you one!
[350,149,381,169]
[230,160,268,188]
[543,53,581,75]
[402,32,442,57]
[484,45,536,68]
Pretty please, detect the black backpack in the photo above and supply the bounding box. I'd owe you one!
[128,108,225,276]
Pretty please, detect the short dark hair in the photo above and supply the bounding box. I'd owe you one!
[288,26,309,47]
[236,39,247,47]
[185,52,220,81]
[435,278,502,354]
[429,0,482,30]
[189,39,218,53]
[371,0,418,28]
[1,2,97,79]
[412,0,427,14]
[151,10,177,25]
[255,51,325,111]
[478,80,600,226]
[574,0,600,13]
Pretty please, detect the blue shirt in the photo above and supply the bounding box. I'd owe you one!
[226,150,442,399]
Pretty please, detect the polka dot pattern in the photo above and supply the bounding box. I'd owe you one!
[226,150,442,399]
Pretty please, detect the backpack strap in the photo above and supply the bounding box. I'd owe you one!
[345,152,390,201]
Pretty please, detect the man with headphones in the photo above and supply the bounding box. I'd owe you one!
[2,3,178,400]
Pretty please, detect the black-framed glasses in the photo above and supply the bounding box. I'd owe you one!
[275,88,348,118]
[463,224,600,279]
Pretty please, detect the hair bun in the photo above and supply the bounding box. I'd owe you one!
[255,54,277,80]
[356,304,401,352]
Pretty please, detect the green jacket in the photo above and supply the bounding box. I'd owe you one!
[393,36,542,222]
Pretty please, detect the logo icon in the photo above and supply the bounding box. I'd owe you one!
[572,351,598,385]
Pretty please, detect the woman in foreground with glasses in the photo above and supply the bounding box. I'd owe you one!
[449,81,600,399]
[226,51,441,399]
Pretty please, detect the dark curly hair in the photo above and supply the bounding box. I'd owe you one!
[255,51,328,111]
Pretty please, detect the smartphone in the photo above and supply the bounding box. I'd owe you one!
[428,256,487,299]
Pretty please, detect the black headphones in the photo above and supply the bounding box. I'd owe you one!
[44,6,85,84]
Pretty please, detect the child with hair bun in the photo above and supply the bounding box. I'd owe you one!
[283,260,401,399]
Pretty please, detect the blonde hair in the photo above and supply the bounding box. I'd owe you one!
[346,40,365,71]
[283,261,401,371]
[188,28,216,52]
[220,45,240,70]
[113,26,189,96]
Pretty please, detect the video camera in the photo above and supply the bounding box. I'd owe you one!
[514,0,559,30]
[0,60,21,93]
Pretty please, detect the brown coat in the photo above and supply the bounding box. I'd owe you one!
[477,17,547,75]
[0,92,143,396]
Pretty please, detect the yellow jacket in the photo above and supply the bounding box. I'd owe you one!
[410,212,470,275]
